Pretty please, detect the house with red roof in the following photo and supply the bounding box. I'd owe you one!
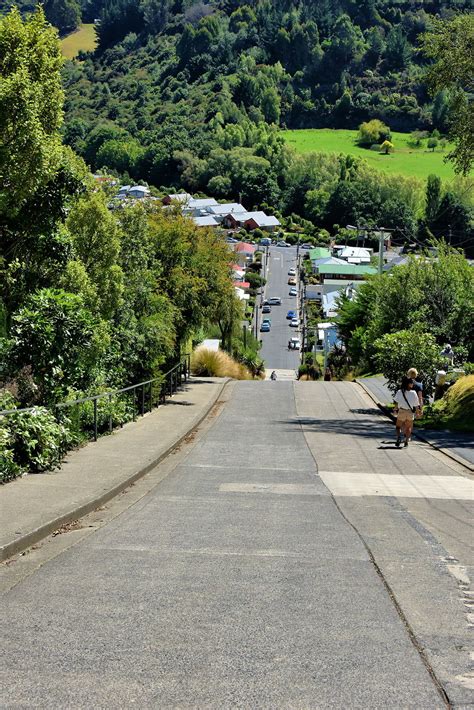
[232,241,256,266]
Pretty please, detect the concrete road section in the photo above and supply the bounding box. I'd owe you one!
[1,380,450,708]
[295,381,474,707]
[259,245,301,374]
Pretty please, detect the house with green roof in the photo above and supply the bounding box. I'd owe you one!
[309,247,331,261]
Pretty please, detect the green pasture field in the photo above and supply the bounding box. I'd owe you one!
[284,128,457,181]
[61,23,96,59]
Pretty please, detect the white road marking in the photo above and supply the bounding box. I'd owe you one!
[219,483,319,495]
[318,471,474,500]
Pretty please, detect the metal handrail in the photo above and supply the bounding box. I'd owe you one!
[0,354,191,442]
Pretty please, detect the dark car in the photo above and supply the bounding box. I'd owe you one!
[286,310,297,319]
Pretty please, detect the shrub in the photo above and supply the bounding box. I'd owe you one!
[6,408,72,472]
[191,348,252,379]
[443,375,474,426]
[0,425,23,482]
[298,362,322,380]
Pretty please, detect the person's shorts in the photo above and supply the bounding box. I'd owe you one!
[396,409,414,424]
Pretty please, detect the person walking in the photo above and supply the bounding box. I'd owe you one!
[407,367,424,411]
[393,376,421,447]
[270,371,277,381]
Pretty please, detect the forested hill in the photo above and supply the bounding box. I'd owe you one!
[61,0,471,187]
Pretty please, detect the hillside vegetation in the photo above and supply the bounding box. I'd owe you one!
[284,129,458,181]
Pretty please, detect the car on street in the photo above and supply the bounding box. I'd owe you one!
[289,337,301,350]
[268,297,281,305]
[262,304,271,313]
[288,277,296,285]
[289,287,297,296]
[286,310,297,319]
[300,243,312,249]
[262,318,271,326]
[260,322,271,332]
[288,268,296,276]
[225,237,238,243]
[260,237,272,246]
[290,318,300,327]
[276,241,290,247]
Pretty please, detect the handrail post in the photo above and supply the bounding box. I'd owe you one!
[93,399,98,442]
[169,373,173,398]
[149,381,153,412]
[109,394,113,433]
[141,384,145,416]
[132,388,136,421]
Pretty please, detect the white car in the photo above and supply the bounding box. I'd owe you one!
[290,318,300,328]
[289,337,301,350]
[288,268,296,276]
[289,287,297,296]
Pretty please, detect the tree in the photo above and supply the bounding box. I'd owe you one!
[384,26,411,70]
[8,288,107,403]
[374,330,439,396]
[425,174,442,225]
[420,14,474,175]
[44,0,81,35]
[380,140,394,154]
[427,137,438,152]
[0,8,65,219]
[357,119,391,146]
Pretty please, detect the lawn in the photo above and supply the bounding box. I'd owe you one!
[61,24,96,59]
[284,128,458,181]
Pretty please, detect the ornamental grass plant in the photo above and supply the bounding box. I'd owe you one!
[191,348,252,380]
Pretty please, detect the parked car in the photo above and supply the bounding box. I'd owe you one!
[225,237,238,243]
[260,237,272,246]
[289,337,301,350]
[289,287,297,296]
[290,318,300,327]
[300,243,312,249]
[288,268,296,276]
[276,241,290,247]
[268,297,281,305]
[260,322,271,332]
[286,310,297,319]
[288,277,296,285]
[262,318,271,327]
[262,304,271,313]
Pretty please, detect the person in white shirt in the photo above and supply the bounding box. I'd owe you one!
[393,376,421,447]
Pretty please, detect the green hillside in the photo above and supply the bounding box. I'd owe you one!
[284,129,457,181]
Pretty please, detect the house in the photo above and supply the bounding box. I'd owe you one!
[117,185,131,198]
[232,241,256,266]
[232,280,250,290]
[230,263,246,280]
[316,263,376,281]
[193,215,219,228]
[183,198,219,215]
[337,246,372,264]
[129,185,151,199]
[223,211,280,232]
[208,203,246,222]
[162,192,192,206]
[311,256,346,274]
[234,286,250,302]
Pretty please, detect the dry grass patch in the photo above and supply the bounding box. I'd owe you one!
[191,348,252,380]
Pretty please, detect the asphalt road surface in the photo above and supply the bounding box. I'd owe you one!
[258,245,301,374]
[2,379,473,707]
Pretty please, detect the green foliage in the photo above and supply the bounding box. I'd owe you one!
[4,406,72,473]
[374,330,439,396]
[8,288,107,403]
[420,14,474,175]
[45,0,81,35]
[357,119,391,146]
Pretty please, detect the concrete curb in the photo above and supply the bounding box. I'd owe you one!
[1,379,230,562]
[356,380,474,473]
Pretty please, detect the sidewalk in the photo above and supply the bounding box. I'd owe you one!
[0,377,228,561]
[357,376,474,470]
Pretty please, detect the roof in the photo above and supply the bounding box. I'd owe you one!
[309,247,331,260]
[233,242,256,253]
[166,193,191,203]
[312,257,347,267]
[128,185,150,194]
[317,264,376,276]
[233,281,250,289]
[118,185,131,192]
[208,203,246,215]
[186,198,218,209]
[193,215,219,227]
[243,211,280,227]
[337,246,371,259]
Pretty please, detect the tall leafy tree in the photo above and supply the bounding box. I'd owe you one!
[421,14,474,175]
